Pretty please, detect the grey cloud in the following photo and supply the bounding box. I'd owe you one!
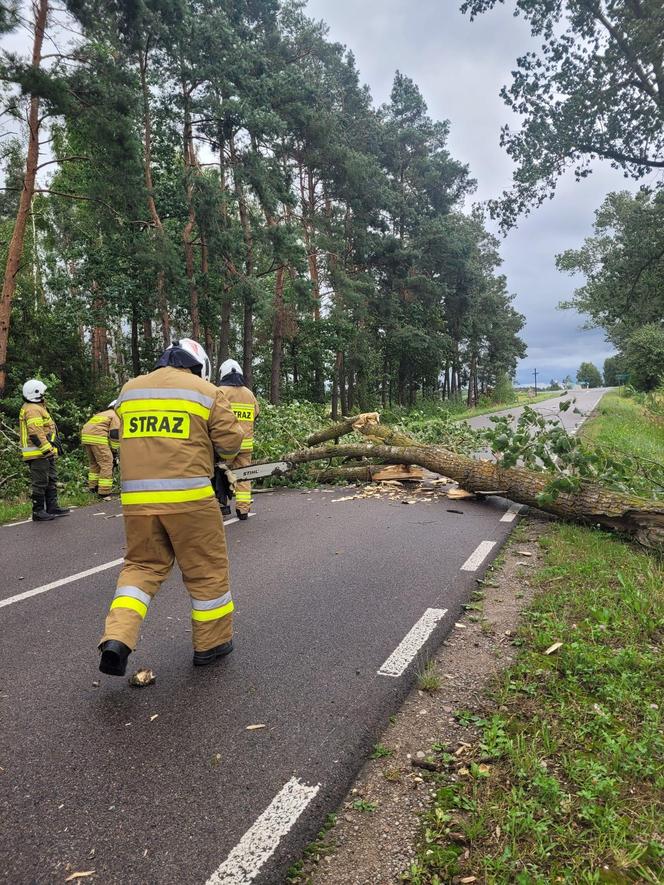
[306,0,637,383]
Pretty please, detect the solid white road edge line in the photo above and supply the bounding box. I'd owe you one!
[500,503,522,523]
[0,514,254,609]
[205,777,320,885]
[378,608,448,678]
[2,519,32,528]
[0,559,125,609]
[461,540,496,572]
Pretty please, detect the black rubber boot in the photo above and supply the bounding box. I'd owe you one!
[221,504,231,517]
[45,489,70,516]
[193,640,234,667]
[236,511,249,521]
[99,640,131,676]
[32,494,55,522]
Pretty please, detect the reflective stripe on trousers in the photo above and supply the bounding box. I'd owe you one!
[110,585,151,619]
[191,591,234,622]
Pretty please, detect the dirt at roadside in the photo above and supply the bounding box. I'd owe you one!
[291,515,550,885]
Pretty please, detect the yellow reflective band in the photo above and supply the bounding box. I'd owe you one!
[236,491,252,501]
[121,485,213,506]
[117,398,210,420]
[81,435,109,445]
[231,403,255,422]
[191,600,234,622]
[110,596,148,618]
[98,480,113,488]
[27,417,46,427]
[122,411,191,440]
[88,415,107,424]
[240,437,254,450]
[22,450,43,460]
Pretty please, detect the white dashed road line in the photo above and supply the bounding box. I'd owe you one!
[378,608,448,677]
[500,503,522,523]
[460,540,496,572]
[206,777,320,885]
[0,514,254,609]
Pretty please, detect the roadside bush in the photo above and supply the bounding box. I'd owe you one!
[624,324,664,391]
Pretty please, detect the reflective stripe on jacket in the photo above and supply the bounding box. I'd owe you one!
[19,403,57,461]
[81,409,121,451]
[218,385,259,454]
[116,366,243,514]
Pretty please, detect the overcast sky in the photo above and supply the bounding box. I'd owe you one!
[305,0,640,386]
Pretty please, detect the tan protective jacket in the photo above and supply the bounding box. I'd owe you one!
[218,384,259,454]
[115,366,243,514]
[81,409,121,452]
[19,402,57,461]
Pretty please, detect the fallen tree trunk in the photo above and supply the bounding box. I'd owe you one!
[281,442,664,553]
[304,412,380,447]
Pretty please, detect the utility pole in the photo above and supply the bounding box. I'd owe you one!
[533,368,538,394]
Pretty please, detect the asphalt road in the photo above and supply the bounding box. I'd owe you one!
[0,392,604,885]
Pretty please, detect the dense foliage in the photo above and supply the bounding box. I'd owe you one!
[0,0,526,422]
[559,190,664,391]
[462,0,664,229]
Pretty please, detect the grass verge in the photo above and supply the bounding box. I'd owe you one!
[402,524,664,884]
[0,488,104,524]
[582,392,664,469]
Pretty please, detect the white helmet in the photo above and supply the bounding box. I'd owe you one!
[173,338,211,382]
[23,379,47,402]
[219,358,242,380]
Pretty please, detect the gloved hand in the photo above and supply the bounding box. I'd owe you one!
[216,462,237,498]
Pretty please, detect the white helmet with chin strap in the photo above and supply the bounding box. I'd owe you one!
[162,337,211,382]
[23,379,47,403]
[219,358,242,381]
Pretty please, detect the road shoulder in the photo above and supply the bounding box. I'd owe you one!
[287,515,548,885]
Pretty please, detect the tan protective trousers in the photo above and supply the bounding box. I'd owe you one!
[229,450,252,514]
[85,443,114,495]
[100,498,233,652]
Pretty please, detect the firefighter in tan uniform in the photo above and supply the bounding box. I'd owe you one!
[97,339,244,677]
[217,358,260,520]
[81,401,120,497]
[19,379,70,522]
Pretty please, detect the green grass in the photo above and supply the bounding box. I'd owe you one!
[583,392,664,468]
[417,661,442,693]
[402,525,664,884]
[0,487,95,524]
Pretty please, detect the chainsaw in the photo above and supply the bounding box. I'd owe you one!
[213,460,293,503]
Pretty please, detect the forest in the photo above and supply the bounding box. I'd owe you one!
[0,0,526,422]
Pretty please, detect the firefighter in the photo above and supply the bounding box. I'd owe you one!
[81,400,120,497]
[98,338,244,676]
[18,379,70,522]
[217,358,260,520]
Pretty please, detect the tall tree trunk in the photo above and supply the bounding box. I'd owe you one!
[337,351,348,416]
[181,81,200,340]
[0,0,48,396]
[292,341,299,388]
[301,166,324,402]
[219,295,231,363]
[230,133,254,384]
[270,266,286,404]
[138,46,170,346]
[243,299,253,387]
[131,307,140,377]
